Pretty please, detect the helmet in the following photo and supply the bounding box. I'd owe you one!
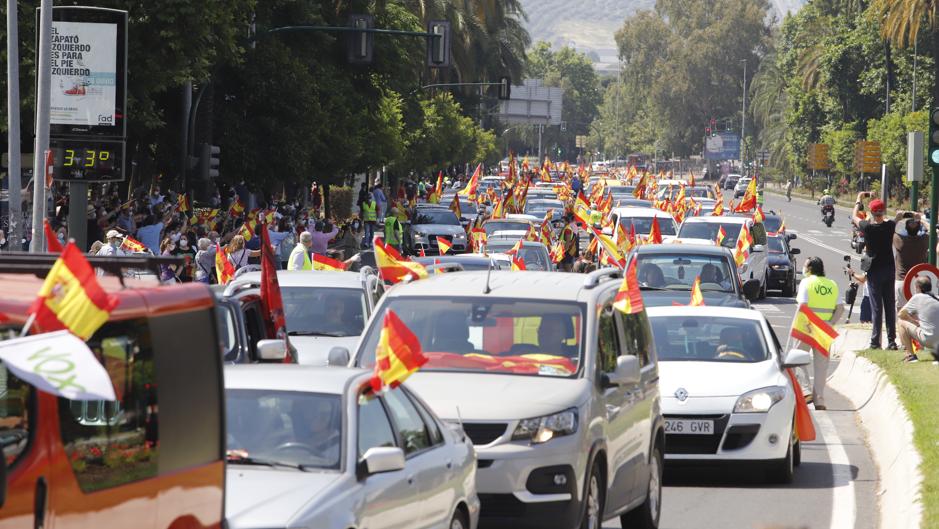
[823,189,830,195]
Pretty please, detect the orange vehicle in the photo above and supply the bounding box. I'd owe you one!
[0,255,224,529]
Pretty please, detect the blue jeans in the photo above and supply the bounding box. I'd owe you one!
[867,268,896,347]
[363,222,375,247]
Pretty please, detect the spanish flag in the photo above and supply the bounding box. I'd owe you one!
[511,255,527,271]
[374,239,429,284]
[436,237,452,255]
[648,216,663,244]
[613,258,644,315]
[716,226,727,246]
[711,200,724,216]
[786,368,816,441]
[28,243,119,340]
[790,304,839,357]
[458,163,482,200]
[735,178,758,212]
[753,206,765,224]
[176,193,190,213]
[229,197,245,218]
[449,194,462,220]
[215,243,235,285]
[121,235,148,254]
[590,227,625,268]
[313,253,347,272]
[690,276,705,306]
[369,310,428,392]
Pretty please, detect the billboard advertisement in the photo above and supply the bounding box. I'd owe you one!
[704,132,740,160]
[49,21,117,127]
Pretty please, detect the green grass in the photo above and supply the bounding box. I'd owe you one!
[858,349,939,529]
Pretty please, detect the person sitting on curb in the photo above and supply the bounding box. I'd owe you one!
[898,276,939,362]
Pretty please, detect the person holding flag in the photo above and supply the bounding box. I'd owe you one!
[791,256,842,410]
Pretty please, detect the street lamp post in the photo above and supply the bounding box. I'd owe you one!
[740,59,747,176]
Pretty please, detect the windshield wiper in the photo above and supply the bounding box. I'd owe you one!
[638,285,669,291]
[288,331,350,337]
[226,454,308,471]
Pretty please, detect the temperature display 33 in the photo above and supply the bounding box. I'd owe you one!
[50,139,125,182]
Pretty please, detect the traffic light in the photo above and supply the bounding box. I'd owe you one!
[427,20,451,68]
[199,143,220,180]
[347,14,374,64]
[930,108,939,167]
[498,76,511,100]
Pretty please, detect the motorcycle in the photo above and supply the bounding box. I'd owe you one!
[850,226,865,254]
[822,205,835,227]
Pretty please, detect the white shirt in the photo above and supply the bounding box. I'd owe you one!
[96,244,126,257]
[796,277,810,304]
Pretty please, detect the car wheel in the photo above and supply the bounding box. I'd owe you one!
[781,275,795,297]
[580,459,605,529]
[794,439,802,467]
[758,273,768,300]
[449,508,468,529]
[766,434,794,484]
[620,443,662,529]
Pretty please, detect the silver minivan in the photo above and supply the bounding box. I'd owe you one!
[349,270,666,529]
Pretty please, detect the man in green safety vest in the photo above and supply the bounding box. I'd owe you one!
[384,207,403,251]
[794,256,843,410]
[288,231,314,271]
[361,194,377,248]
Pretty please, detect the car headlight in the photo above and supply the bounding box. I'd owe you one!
[771,264,790,270]
[733,386,787,413]
[412,231,427,239]
[512,408,578,444]
[453,232,466,240]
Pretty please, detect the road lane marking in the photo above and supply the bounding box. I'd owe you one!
[815,411,857,529]
[752,304,780,312]
[796,234,860,263]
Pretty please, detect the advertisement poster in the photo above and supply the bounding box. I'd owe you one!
[49,21,117,127]
[704,132,741,161]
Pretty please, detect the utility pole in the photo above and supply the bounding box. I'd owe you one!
[912,40,920,211]
[740,59,747,176]
[7,0,22,248]
[30,0,53,252]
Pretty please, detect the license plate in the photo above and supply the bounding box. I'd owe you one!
[665,419,715,435]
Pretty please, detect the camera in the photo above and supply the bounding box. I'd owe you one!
[903,211,914,219]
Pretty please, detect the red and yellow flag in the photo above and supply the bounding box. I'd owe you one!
[176,194,190,213]
[716,226,727,246]
[711,200,724,216]
[511,255,527,271]
[28,243,119,340]
[790,304,839,357]
[216,243,235,285]
[369,310,428,391]
[458,163,482,200]
[121,235,148,254]
[313,253,348,272]
[590,227,625,268]
[648,216,663,244]
[690,276,704,306]
[753,206,765,224]
[375,239,429,284]
[786,368,816,441]
[436,237,453,255]
[735,178,758,212]
[44,219,63,253]
[613,258,645,315]
[228,197,245,218]
[449,194,462,220]
[733,223,752,266]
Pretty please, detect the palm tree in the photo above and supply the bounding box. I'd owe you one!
[750,49,791,172]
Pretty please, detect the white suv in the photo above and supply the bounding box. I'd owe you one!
[348,270,666,529]
[676,216,770,300]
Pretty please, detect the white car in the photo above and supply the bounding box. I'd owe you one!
[227,270,384,365]
[646,306,812,483]
[225,365,480,529]
[609,206,679,243]
[676,216,770,299]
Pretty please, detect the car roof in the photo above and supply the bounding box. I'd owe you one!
[634,243,730,257]
[224,364,370,394]
[682,216,750,225]
[383,271,608,302]
[613,206,673,218]
[487,240,547,250]
[413,255,493,265]
[234,270,365,288]
[645,306,764,320]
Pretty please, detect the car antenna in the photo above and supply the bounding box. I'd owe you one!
[483,256,494,294]
[455,405,467,443]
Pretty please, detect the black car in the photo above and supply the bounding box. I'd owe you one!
[626,243,760,307]
[767,233,800,297]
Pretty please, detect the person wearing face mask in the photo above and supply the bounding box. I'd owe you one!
[194,238,216,284]
[173,236,197,282]
[96,230,127,256]
[159,238,178,282]
[794,256,843,410]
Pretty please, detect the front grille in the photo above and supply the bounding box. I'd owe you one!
[664,414,730,455]
[462,422,508,445]
[479,494,526,517]
[722,424,760,450]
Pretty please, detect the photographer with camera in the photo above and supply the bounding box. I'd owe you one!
[856,198,898,349]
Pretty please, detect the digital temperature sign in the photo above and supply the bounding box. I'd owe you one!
[49,138,125,182]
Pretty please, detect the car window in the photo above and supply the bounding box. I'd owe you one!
[616,216,677,236]
[635,254,735,293]
[358,394,397,458]
[618,310,653,366]
[217,305,239,362]
[243,302,266,357]
[597,303,620,374]
[282,287,368,337]
[650,316,769,363]
[0,363,32,467]
[404,389,444,447]
[58,319,160,492]
[382,388,432,455]
[768,237,786,254]
[677,221,743,249]
[413,209,460,226]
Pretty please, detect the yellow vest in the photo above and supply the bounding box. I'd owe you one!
[362,201,377,222]
[805,275,838,321]
[289,243,312,271]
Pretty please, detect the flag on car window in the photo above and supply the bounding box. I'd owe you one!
[215,243,235,285]
[590,227,625,268]
[734,178,758,212]
[790,304,839,357]
[44,219,63,253]
[374,239,428,284]
[716,226,727,246]
[458,163,482,200]
[511,255,526,271]
[648,216,663,244]
[369,310,428,392]
[613,258,644,315]
[711,200,724,216]
[690,276,705,306]
[449,194,462,221]
[259,224,289,357]
[312,253,348,272]
[27,243,119,340]
[436,237,452,255]
[753,207,765,224]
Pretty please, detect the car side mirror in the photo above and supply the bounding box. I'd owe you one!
[787,233,797,241]
[360,446,405,478]
[603,356,640,388]
[783,349,812,368]
[327,346,352,367]
[752,244,766,252]
[790,248,801,255]
[742,279,761,300]
[256,339,288,362]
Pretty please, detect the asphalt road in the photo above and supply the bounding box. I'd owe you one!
[604,189,879,529]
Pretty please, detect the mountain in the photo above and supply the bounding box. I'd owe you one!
[518,0,807,73]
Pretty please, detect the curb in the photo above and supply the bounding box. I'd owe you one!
[827,329,923,529]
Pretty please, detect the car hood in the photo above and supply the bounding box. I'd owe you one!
[659,360,785,398]
[672,237,717,246]
[413,224,465,236]
[226,467,341,529]
[404,372,589,421]
[292,336,360,366]
[767,254,791,266]
[641,290,747,308]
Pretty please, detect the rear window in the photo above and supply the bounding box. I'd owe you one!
[650,316,769,363]
[678,222,744,249]
[616,216,677,236]
[414,209,460,226]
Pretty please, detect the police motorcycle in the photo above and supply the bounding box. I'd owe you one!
[817,190,835,227]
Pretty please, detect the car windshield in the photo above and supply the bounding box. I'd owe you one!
[616,216,677,236]
[768,237,786,254]
[650,316,769,363]
[486,245,550,270]
[484,221,530,235]
[358,298,584,378]
[414,209,460,225]
[226,390,342,469]
[678,222,744,249]
[525,201,563,218]
[282,287,367,337]
[763,216,782,233]
[414,257,492,271]
[636,254,735,293]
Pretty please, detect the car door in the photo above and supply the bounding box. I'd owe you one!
[749,221,769,284]
[400,387,456,527]
[596,295,639,513]
[617,308,658,505]
[356,392,422,529]
[382,388,449,529]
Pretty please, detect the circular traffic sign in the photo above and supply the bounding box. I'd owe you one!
[903,263,939,300]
